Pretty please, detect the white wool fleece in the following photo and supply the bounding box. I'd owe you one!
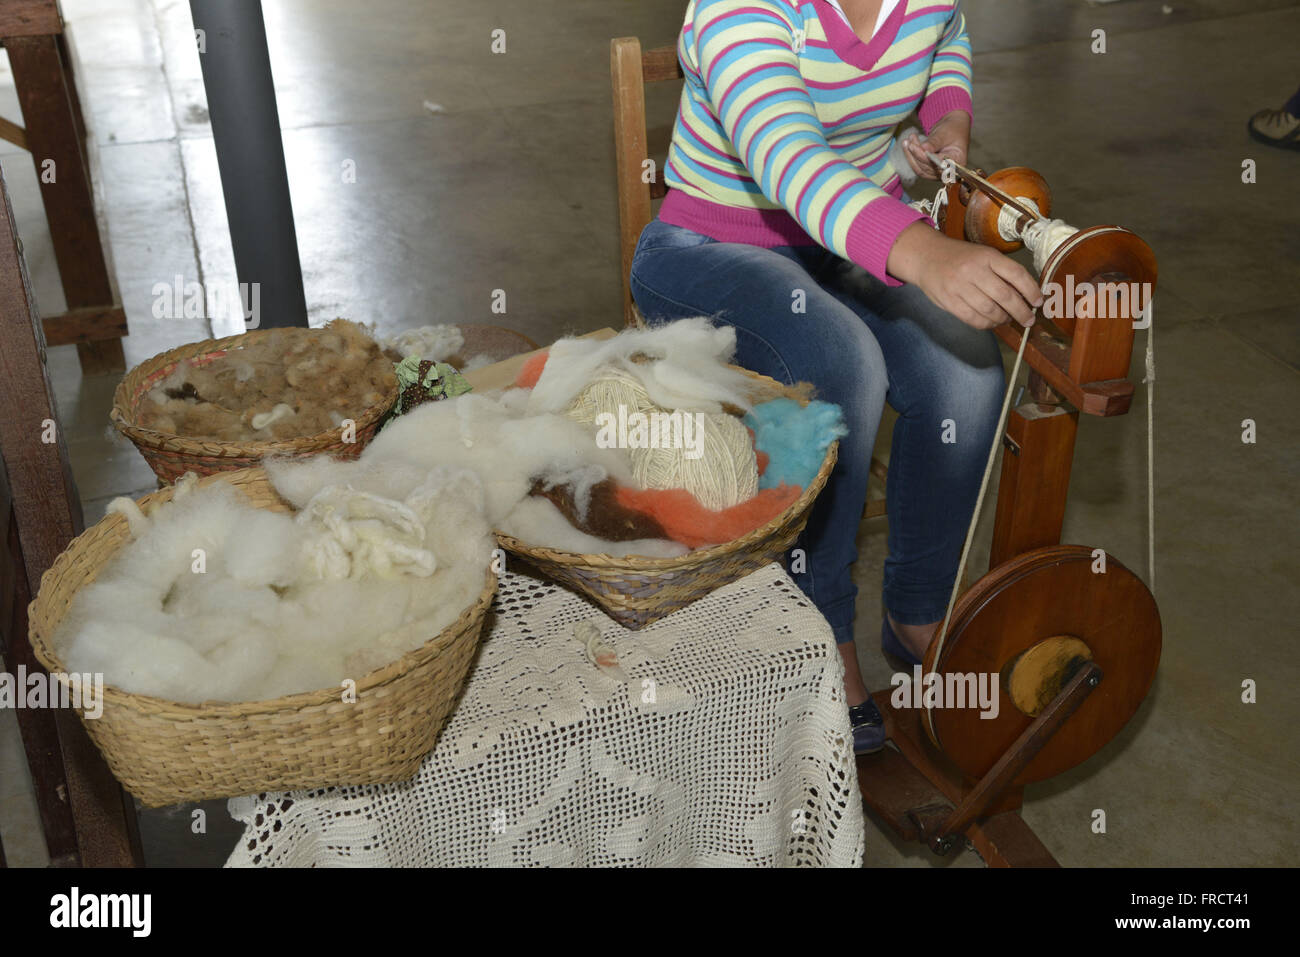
[55,466,494,704]
[526,316,756,416]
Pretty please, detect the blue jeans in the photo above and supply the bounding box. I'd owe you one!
[629,217,1004,645]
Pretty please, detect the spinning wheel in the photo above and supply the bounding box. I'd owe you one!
[857,155,1162,866]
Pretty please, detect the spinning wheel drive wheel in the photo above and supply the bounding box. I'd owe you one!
[1038,226,1158,337]
[923,545,1161,786]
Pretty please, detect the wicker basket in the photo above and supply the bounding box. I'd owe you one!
[28,468,496,807]
[496,371,838,629]
[110,329,399,484]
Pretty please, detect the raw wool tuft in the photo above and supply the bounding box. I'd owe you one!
[745,398,847,490]
[527,317,756,416]
[135,320,395,443]
[269,388,693,558]
[382,324,465,361]
[352,391,637,527]
[614,483,802,550]
[534,463,609,523]
[297,486,437,580]
[53,467,494,705]
[528,476,668,542]
[499,497,688,559]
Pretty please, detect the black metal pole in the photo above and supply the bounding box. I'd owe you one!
[190,0,308,329]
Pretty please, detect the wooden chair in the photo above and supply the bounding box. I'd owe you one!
[608,37,887,517]
[0,161,142,867]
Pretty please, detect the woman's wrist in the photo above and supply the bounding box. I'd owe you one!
[886,221,946,286]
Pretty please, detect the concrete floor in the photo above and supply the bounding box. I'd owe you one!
[0,0,1296,867]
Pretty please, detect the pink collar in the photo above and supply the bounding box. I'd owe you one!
[812,0,908,71]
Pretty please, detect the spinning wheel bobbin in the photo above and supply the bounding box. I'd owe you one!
[946,158,1159,335]
[963,167,1052,252]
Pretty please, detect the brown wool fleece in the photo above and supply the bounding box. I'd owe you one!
[528,477,668,542]
[137,320,395,442]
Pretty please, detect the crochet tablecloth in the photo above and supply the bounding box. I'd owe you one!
[225,563,864,867]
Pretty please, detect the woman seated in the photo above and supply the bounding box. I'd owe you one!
[629,0,1042,753]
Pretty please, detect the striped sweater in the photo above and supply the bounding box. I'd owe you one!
[660,0,973,285]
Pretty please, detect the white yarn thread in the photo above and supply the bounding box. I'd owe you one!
[1143,308,1156,593]
[909,182,949,229]
[297,486,436,580]
[628,412,758,511]
[997,196,1080,274]
[927,322,1032,708]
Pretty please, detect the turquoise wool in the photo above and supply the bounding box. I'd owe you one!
[744,398,848,490]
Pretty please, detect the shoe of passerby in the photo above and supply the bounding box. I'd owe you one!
[1247,107,1300,151]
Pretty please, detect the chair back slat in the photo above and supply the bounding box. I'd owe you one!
[611,38,682,327]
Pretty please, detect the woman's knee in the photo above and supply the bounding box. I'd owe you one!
[891,326,1003,423]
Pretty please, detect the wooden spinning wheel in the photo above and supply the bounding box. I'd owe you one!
[857,158,1162,867]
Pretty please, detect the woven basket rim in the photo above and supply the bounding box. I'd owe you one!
[28,467,497,720]
[109,328,399,458]
[494,367,837,570]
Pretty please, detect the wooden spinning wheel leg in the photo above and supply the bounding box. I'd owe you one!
[859,657,1107,866]
[858,698,1055,867]
[929,661,1102,855]
[990,380,1078,567]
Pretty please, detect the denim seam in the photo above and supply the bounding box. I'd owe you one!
[628,272,718,321]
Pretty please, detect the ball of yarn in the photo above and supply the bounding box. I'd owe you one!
[565,365,658,425]
[630,411,758,511]
[565,366,758,512]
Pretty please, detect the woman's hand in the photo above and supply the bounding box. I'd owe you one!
[903,110,971,181]
[887,222,1043,330]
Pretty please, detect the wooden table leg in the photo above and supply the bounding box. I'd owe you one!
[6,34,125,376]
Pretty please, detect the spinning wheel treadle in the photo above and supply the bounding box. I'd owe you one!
[923,545,1161,786]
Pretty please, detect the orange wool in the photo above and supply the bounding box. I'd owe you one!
[514,350,549,389]
[745,425,769,476]
[614,484,802,549]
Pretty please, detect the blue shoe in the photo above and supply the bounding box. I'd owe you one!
[882,615,922,668]
[850,699,886,755]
